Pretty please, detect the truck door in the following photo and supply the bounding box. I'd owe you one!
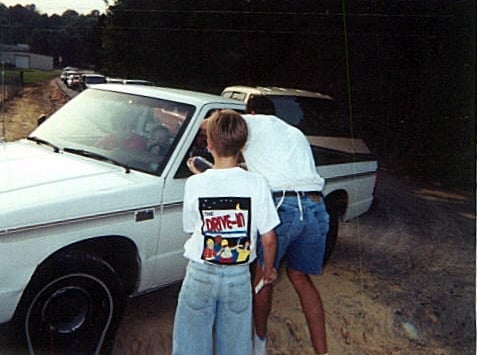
[155,104,243,285]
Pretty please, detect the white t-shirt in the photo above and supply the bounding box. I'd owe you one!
[182,167,280,265]
[242,114,325,192]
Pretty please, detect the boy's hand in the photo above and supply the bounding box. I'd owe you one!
[187,156,213,174]
[186,158,202,174]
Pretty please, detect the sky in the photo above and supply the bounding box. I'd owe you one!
[1,0,107,15]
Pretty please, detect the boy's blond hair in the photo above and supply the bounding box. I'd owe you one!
[207,110,248,157]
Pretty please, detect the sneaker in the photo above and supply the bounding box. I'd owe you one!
[253,333,267,355]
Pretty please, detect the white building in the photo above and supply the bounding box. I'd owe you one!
[0,43,53,70]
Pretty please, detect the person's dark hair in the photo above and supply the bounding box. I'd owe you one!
[246,95,276,115]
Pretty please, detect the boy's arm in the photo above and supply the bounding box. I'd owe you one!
[260,229,277,285]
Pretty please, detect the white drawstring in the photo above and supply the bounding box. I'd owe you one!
[275,190,304,221]
[295,190,304,221]
[275,190,286,210]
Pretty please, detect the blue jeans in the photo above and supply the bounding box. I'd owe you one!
[258,195,329,275]
[172,261,252,355]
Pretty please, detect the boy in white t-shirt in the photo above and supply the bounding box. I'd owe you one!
[172,110,279,355]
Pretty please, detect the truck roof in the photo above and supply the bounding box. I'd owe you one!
[222,85,334,100]
[93,84,246,108]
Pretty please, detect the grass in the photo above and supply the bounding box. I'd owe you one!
[21,70,61,85]
[2,69,60,85]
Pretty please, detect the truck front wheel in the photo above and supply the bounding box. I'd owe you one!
[17,252,126,355]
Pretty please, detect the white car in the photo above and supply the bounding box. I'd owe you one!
[0,85,245,354]
[122,79,154,86]
[65,72,81,88]
[80,73,107,90]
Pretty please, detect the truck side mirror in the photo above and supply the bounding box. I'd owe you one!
[37,114,48,126]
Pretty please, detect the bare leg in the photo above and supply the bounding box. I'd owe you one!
[253,263,273,338]
[287,267,327,354]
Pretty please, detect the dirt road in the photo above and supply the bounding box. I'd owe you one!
[1,79,475,354]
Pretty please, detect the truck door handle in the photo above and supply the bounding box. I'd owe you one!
[135,209,154,222]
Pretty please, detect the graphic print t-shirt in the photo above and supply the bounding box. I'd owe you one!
[199,197,251,265]
[182,167,280,266]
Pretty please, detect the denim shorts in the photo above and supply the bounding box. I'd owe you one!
[172,261,252,355]
[258,195,329,275]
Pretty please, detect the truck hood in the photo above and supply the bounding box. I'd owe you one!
[0,141,162,232]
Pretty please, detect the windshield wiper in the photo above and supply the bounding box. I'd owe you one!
[63,147,131,173]
[27,136,60,153]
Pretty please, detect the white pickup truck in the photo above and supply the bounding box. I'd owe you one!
[0,84,377,354]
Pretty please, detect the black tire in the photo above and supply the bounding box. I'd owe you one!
[16,252,126,355]
[324,212,339,264]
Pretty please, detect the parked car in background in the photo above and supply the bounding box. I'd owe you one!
[221,85,378,260]
[60,67,79,82]
[106,77,125,84]
[62,66,78,71]
[0,84,245,354]
[105,78,153,85]
[122,79,154,86]
[79,73,107,90]
[65,72,81,89]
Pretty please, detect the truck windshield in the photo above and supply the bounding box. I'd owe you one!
[31,89,195,176]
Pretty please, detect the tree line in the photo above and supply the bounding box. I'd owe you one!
[1,0,475,189]
[0,3,103,69]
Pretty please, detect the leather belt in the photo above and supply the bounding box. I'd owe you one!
[272,191,323,201]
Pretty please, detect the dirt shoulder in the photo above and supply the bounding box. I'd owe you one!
[1,78,69,142]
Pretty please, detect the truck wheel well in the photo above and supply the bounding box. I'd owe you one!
[324,190,348,218]
[47,236,140,296]
[322,190,348,264]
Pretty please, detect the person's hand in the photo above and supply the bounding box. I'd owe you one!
[187,156,213,174]
[263,267,278,285]
[186,157,202,175]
